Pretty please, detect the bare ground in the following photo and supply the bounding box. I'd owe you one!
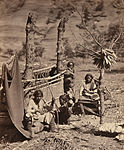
[0,0,124,149]
[0,59,124,150]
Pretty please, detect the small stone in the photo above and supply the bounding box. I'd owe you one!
[116,133,124,142]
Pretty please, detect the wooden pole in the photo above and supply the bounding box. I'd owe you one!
[99,68,105,124]
[24,12,37,79]
[56,18,66,73]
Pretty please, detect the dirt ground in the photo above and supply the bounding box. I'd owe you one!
[0,59,123,150]
[0,0,124,149]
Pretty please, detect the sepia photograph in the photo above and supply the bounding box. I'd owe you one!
[0,0,124,149]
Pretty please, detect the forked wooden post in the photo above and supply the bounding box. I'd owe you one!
[56,18,66,73]
[24,12,37,79]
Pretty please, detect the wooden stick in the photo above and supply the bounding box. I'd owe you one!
[24,77,63,91]
[83,23,103,48]
[68,22,101,55]
[70,3,103,48]
[83,106,98,116]
[33,64,56,73]
[109,31,122,49]
[22,70,65,83]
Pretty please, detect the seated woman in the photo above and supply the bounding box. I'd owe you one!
[79,73,100,115]
[79,73,99,101]
[25,90,56,136]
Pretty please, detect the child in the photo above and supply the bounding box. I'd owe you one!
[55,94,71,125]
[64,61,75,93]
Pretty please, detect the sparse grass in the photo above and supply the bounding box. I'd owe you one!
[0,0,124,149]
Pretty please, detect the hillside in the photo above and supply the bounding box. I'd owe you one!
[0,0,124,150]
[0,0,123,71]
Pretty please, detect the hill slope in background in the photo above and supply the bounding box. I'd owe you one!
[0,1,124,149]
[0,0,56,71]
[0,0,123,70]
[0,0,25,16]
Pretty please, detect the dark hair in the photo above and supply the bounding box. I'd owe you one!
[59,94,69,106]
[33,90,43,98]
[66,78,71,85]
[67,61,74,68]
[85,73,93,81]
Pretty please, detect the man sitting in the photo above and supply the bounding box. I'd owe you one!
[25,90,56,137]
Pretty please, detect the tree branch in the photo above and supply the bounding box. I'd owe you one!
[68,22,101,56]
[71,3,103,48]
[83,23,103,48]
[109,31,122,49]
